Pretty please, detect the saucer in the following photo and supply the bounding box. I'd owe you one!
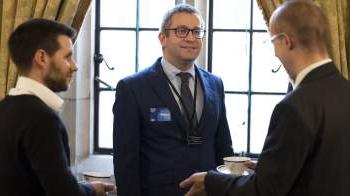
[216,165,231,174]
[82,171,111,178]
[216,165,252,175]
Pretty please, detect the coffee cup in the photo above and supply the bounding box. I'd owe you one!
[223,156,251,175]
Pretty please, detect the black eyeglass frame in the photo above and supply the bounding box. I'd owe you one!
[165,27,206,39]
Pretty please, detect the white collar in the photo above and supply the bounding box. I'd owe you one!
[291,58,332,89]
[8,76,64,112]
[161,58,195,80]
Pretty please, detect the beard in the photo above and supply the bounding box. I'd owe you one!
[44,62,69,92]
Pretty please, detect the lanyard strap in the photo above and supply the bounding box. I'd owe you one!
[160,66,199,132]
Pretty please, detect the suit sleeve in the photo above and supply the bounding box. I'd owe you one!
[23,111,95,196]
[113,80,141,196]
[215,78,234,165]
[205,102,315,196]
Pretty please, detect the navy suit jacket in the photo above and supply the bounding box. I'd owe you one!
[113,58,233,196]
[205,62,350,196]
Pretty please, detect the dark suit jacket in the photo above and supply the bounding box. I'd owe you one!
[205,62,350,196]
[0,95,94,196]
[113,57,233,196]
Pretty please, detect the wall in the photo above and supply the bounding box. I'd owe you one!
[59,7,95,174]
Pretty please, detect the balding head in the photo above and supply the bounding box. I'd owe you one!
[270,0,330,54]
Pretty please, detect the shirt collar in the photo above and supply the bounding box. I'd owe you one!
[161,57,195,80]
[291,58,332,89]
[8,76,64,112]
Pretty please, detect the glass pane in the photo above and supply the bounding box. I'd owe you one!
[98,91,115,148]
[225,94,248,153]
[138,31,163,71]
[250,94,284,153]
[212,32,250,91]
[251,32,289,93]
[253,0,268,30]
[100,0,136,27]
[139,0,175,28]
[100,30,136,88]
[213,0,250,29]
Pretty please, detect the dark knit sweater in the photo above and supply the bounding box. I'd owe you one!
[0,95,94,196]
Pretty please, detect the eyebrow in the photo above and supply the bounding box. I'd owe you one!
[65,51,73,58]
[173,25,203,29]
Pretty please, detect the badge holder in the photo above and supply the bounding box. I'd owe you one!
[187,135,202,145]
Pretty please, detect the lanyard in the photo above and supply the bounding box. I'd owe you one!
[161,66,199,132]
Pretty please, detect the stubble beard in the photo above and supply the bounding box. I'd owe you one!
[44,62,69,92]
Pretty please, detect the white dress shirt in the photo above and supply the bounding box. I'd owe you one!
[161,58,204,120]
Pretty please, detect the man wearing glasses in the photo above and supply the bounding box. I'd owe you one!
[180,1,350,196]
[113,3,233,196]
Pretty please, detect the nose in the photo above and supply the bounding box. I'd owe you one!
[71,59,78,72]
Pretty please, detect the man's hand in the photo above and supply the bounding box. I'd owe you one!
[90,181,115,196]
[179,172,208,196]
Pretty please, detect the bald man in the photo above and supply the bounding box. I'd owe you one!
[180,1,350,196]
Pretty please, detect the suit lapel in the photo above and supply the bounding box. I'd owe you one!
[195,67,214,132]
[146,58,189,133]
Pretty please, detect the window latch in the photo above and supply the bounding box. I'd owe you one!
[94,53,115,70]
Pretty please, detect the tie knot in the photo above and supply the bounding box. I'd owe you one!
[176,72,192,83]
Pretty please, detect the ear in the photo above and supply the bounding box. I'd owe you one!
[284,34,294,50]
[158,32,167,47]
[33,49,49,69]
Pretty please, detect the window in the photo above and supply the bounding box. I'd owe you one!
[94,0,289,156]
[208,0,289,156]
[94,0,175,153]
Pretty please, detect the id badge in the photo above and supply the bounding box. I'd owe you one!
[150,107,171,122]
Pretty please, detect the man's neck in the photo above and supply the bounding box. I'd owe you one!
[23,69,46,87]
[163,57,194,71]
[289,51,329,80]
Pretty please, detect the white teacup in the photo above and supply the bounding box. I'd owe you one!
[223,156,251,175]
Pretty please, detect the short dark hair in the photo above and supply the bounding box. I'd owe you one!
[160,3,204,36]
[273,0,331,53]
[8,18,76,73]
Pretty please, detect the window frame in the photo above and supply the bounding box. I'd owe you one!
[93,0,287,156]
[207,0,286,158]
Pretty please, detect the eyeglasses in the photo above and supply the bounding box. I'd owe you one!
[165,27,206,39]
[269,33,285,43]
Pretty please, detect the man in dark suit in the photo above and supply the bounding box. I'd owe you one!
[0,19,114,196]
[180,1,350,196]
[113,4,233,196]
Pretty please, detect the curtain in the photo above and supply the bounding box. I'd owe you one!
[256,0,350,79]
[0,0,92,100]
